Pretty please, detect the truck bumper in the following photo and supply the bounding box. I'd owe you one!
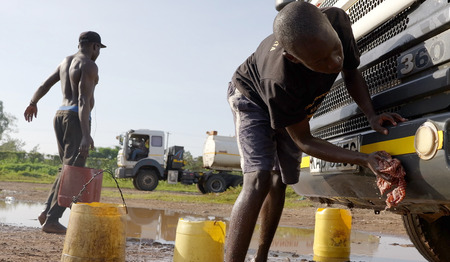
[293,112,450,213]
[115,167,127,179]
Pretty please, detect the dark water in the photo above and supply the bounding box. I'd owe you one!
[0,198,425,262]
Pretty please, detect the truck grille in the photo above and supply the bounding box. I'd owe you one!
[318,0,386,24]
[313,106,401,139]
[320,0,339,8]
[314,54,400,118]
[313,115,369,139]
[347,0,385,23]
[318,0,411,54]
[356,9,410,54]
[310,0,414,139]
[312,53,401,139]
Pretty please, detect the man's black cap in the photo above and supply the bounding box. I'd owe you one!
[79,31,106,48]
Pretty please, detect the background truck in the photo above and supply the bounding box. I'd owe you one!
[275,0,450,261]
[114,129,243,194]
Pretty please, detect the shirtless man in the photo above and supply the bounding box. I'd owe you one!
[24,31,106,234]
[225,2,405,261]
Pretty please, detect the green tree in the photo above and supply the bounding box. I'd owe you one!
[183,151,205,172]
[0,101,16,141]
[86,147,119,175]
[0,101,23,152]
[0,136,25,152]
[89,146,120,159]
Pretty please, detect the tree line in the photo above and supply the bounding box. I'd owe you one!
[0,101,23,152]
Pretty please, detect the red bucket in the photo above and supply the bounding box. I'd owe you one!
[58,165,103,208]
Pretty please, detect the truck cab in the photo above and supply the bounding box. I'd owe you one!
[115,129,167,191]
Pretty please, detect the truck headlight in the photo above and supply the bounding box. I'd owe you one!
[414,122,439,160]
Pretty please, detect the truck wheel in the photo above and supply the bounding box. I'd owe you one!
[204,174,227,193]
[196,177,207,194]
[132,177,141,190]
[230,176,243,188]
[196,182,207,194]
[402,213,450,262]
[135,169,159,191]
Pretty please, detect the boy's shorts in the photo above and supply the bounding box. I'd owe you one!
[227,82,302,185]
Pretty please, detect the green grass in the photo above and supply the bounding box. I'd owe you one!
[0,171,57,183]
[101,173,200,193]
[102,176,313,209]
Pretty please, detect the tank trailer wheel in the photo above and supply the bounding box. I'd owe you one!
[204,174,227,193]
[230,176,243,188]
[135,169,159,191]
[402,213,450,262]
[196,177,207,194]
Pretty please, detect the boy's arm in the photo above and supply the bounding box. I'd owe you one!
[342,68,406,134]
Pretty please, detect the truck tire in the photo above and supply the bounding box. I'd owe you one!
[135,169,159,191]
[132,177,141,190]
[402,213,450,262]
[196,177,207,194]
[230,176,243,188]
[204,174,227,193]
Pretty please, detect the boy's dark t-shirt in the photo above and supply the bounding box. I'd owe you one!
[232,7,360,129]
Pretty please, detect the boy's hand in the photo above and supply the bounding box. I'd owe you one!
[369,113,407,135]
[367,151,395,182]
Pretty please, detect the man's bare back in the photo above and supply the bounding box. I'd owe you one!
[59,54,98,110]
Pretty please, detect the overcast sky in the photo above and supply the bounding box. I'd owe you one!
[0,0,278,157]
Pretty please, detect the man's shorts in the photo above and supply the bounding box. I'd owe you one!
[227,82,302,185]
[53,110,86,166]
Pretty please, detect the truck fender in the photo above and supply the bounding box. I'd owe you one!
[197,171,214,188]
[202,171,215,179]
[132,159,164,179]
[201,170,235,182]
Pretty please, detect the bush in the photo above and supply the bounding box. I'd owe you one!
[0,163,59,176]
[0,151,118,184]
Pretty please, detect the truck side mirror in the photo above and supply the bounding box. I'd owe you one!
[116,135,123,146]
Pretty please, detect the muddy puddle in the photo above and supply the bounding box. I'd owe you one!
[0,199,425,261]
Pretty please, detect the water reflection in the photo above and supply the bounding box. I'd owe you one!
[126,207,209,243]
[0,198,71,227]
[0,200,425,261]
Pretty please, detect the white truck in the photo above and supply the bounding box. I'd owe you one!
[114,129,242,193]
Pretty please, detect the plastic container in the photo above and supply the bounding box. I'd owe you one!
[173,218,226,262]
[313,255,351,262]
[61,202,127,262]
[58,165,103,207]
[313,208,352,259]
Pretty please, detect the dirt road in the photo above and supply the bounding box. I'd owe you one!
[0,181,406,261]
